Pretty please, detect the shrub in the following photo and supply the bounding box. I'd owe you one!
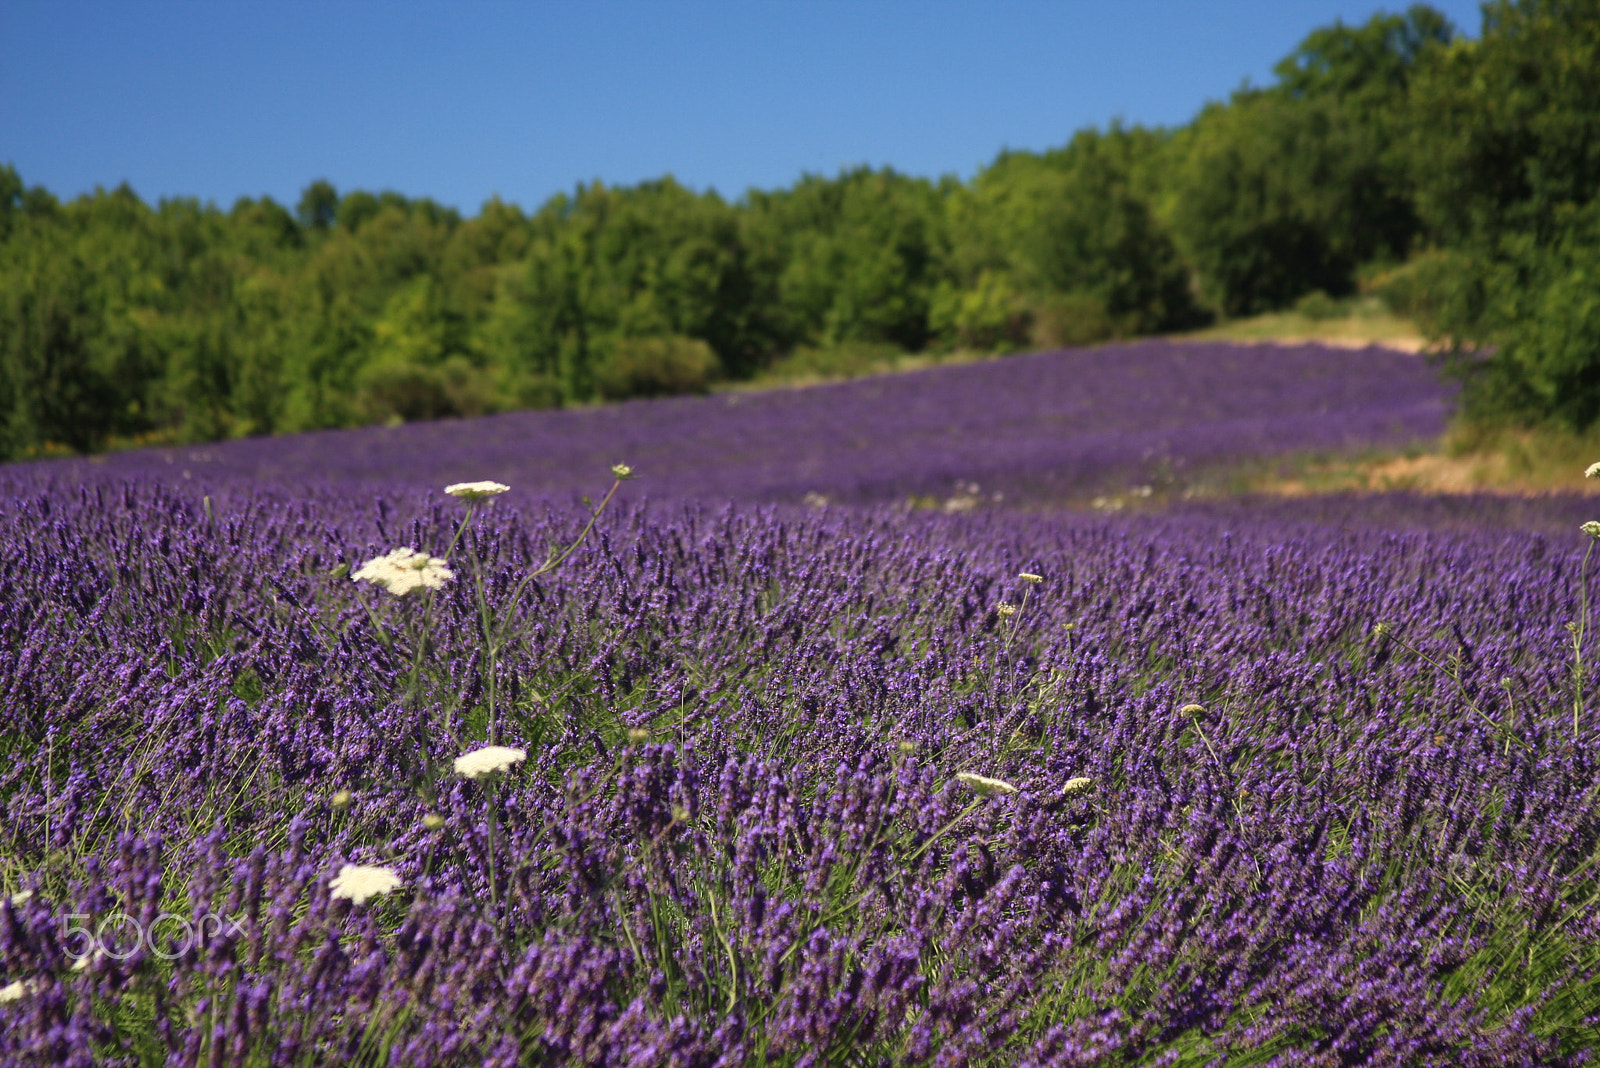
[593,335,722,400]
[356,356,503,423]
[1029,291,1117,350]
[929,272,1033,352]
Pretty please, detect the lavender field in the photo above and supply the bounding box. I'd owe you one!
[38,340,1453,508]
[3,341,1600,1065]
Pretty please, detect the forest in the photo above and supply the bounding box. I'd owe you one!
[2,0,1598,460]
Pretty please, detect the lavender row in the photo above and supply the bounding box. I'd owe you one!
[1,471,1596,1063]
[26,340,1453,508]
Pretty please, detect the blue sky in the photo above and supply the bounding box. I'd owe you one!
[1,0,1485,216]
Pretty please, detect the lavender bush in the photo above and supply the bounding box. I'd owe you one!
[2,341,1598,1064]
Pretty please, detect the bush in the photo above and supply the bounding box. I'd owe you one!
[356,356,503,423]
[593,335,722,400]
[1029,292,1117,350]
[762,340,907,382]
[928,272,1032,352]
[1292,289,1341,321]
[1364,249,1475,324]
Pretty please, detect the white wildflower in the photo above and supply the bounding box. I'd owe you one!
[453,745,527,780]
[329,864,402,905]
[1586,462,1600,479]
[352,547,454,597]
[1062,776,1094,795]
[956,772,1017,797]
[1584,521,1600,539]
[1179,703,1207,715]
[0,978,36,1003]
[444,481,509,500]
[1018,572,1043,584]
[611,463,634,479]
[70,948,105,973]
[7,890,31,907]
[996,602,1017,617]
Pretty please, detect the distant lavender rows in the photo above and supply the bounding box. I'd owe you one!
[28,340,1454,507]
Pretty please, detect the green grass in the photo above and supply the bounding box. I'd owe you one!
[1178,294,1424,348]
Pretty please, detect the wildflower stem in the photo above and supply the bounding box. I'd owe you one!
[1376,625,1533,753]
[1574,537,1595,740]
[464,527,499,745]
[490,476,624,654]
[485,778,500,914]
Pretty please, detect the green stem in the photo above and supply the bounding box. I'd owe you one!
[1575,538,1594,740]
[486,778,499,914]
[492,478,623,652]
[466,529,498,745]
[1378,627,1533,753]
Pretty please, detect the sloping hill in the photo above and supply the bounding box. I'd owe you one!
[27,339,1453,508]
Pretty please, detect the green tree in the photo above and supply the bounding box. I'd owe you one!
[1167,6,1452,316]
[945,128,1195,345]
[1406,0,1600,428]
[743,167,944,353]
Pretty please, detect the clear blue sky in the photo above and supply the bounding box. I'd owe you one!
[1,0,1485,217]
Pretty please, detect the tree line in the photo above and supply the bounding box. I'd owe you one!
[3,0,1598,460]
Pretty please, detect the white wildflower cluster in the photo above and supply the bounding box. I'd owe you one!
[1018,572,1043,584]
[956,771,1017,797]
[453,745,527,780]
[329,864,402,904]
[1061,776,1094,795]
[996,602,1018,617]
[352,547,454,597]
[1586,461,1600,479]
[444,481,510,501]
[1584,521,1600,539]
[0,978,39,1003]
[611,463,634,479]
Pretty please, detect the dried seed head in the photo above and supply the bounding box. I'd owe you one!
[956,772,1017,797]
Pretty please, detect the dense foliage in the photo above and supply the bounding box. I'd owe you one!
[2,335,1599,1061]
[4,0,1600,460]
